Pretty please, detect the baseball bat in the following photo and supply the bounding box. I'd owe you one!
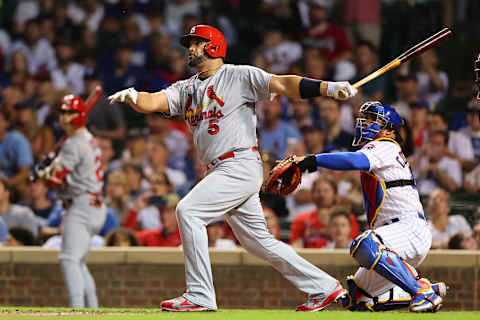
[338,28,452,98]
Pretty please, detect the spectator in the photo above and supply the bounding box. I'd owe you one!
[0,109,34,192]
[302,0,355,81]
[416,49,448,109]
[67,0,105,32]
[123,172,173,231]
[144,136,187,191]
[164,0,200,38]
[121,129,148,165]
[288,98,314,128]
[412,130,462,196]
[104,171,131,224]
[289,177,360,248]
[317,97,354,152]
[409,102,430,152]
[391,74,424,123]
[3,227,35,246]
[122,16,149,68]
[28,179,63,227]
[11,18,57,75]
[427,188,472,249]
[0,179,39,238]
[207,217,237,249]
[14,100,55,161]
[146,113,189,169]
[353,40,385,101]
[259,97,302,159]
[261,24,302,74]
[51,38,85,95]
[447,232,478,250]
[340,0,381,48]
[7,51,31,90]
[460,99,480,161]
[263,206,281,240]
[122,161,148,202]
[325,208,353,249]
[427,111,475,172]
[0,216,7,243]
[136,194,182,247]
[285,125,324,221]
[105,227,140,246]
[101,43,145,94]
[96,136,121,178]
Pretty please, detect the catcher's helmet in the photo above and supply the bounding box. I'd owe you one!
[180,25,227,59]
[60,94,87,127]
[353,101,403,146]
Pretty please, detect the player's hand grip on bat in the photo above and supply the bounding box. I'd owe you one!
[108,87,138,104]
[326,81,357,100]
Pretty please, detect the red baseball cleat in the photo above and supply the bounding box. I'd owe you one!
[161,296,213,312]
[296,283,347,312]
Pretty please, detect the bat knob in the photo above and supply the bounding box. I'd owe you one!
[338,89,347,100]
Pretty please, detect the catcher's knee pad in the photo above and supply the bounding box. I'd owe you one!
[350,231,420,296]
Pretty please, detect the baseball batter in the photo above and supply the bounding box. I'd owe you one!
[293,101,447,312]
[38,95,106,308]
[108,25,357,312]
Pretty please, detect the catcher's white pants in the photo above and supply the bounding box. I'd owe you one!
[353,218,432,297]
[176,150,338,309]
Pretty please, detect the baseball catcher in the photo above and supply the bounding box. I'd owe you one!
[266,102,447,313]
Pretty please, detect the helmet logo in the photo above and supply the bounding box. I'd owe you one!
[190,26,196,34]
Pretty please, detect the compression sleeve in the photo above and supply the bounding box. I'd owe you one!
[315,152,371,171]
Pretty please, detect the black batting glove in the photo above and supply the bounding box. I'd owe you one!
[297,155,318,173]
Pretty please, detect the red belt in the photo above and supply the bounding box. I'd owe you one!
[207,147,258,170]
[63,193,103,209]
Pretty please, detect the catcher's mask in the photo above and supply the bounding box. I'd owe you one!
[60,94,87,127]
[180,25,227,59]
[352,101,403,146]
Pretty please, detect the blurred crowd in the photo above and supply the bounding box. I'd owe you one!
[1,0,480,251]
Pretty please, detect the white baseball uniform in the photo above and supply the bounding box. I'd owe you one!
[53,129,107,308]
[162,64,339,309]
[353,138,431,297]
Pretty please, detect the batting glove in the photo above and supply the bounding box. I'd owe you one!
[108,87,138,104]
[327,81,358,100]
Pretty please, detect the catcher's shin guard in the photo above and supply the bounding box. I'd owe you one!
[350,231,421,296]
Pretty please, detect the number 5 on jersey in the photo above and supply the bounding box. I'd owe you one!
[208,119,219,135]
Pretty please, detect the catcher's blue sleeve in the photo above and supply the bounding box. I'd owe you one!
[315,152,370,171]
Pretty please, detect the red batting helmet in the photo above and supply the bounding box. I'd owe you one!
[180,25,227,59]
[60,94,87,127]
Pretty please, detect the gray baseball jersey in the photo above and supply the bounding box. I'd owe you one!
[161,64,339,310]
[55,128,106,308]
[163,64,271,164]
[57,129,103,199]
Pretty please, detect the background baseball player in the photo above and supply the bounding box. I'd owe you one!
[35,95,106,308]
[292,101,447,312]
[108,24,357,312]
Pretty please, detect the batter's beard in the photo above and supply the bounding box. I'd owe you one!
[188,53,208,67]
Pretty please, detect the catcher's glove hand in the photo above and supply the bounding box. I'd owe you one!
[262,155,318,196]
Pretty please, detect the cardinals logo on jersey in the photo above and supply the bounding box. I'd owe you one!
[185,86,225,127]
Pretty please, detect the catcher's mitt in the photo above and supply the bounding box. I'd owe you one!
[262,155,302,196]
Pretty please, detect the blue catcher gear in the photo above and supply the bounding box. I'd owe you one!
[352,101,403,146]
[349,230,442,312]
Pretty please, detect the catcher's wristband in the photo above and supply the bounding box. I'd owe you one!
[297,155,317,173]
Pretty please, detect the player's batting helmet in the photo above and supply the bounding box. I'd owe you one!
[180,25,227,58]
[60,94,87,127]
[353,101,403,146]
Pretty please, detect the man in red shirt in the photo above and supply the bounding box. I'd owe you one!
[137,194,182,247]
[290,177,360,248]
